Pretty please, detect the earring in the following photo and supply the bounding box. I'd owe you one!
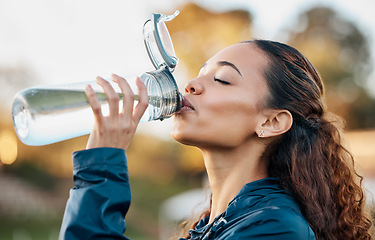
[259,130,264,138]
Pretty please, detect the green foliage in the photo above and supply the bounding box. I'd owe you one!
[3,160,57,191]
[0,219,61,240]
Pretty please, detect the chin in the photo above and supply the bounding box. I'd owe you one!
[171,127,186,143]
[171,127,197,147]
[171,118,187,141]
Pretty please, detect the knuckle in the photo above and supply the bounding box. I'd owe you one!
[108,94,120,102]
[92,106,101,114]
[86,90,96,97]
[127,92,135,101]
[119,122,132,132]
[97,127,105,136]
[100,125,112,134]
[140,101,149,108]
[108,127,117,135]
[140,97,149,105]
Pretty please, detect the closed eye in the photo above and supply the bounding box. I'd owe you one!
[214,77,230,85]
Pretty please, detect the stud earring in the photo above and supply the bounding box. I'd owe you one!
[259,130,264,138]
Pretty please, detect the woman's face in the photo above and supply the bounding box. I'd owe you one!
[171,43,269,149]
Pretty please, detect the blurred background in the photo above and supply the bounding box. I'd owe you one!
[1,0,375,239]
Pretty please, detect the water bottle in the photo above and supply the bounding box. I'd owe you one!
[12,11,183,146]
[12,66,184,146]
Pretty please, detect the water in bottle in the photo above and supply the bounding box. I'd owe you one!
[12,69,184,146]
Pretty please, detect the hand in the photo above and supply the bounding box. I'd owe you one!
[84,74,148,150]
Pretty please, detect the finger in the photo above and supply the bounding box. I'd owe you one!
[132,77,149,122]
[85,84,104,126]
[96,76,119,117]
[112,73,135,118]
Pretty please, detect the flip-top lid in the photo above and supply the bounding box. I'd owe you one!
[143,10,179,72]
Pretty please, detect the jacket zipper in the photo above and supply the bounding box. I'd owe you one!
[199,213,227,240]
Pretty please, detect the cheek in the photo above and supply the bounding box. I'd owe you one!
[171,91,262,147]
[199,95,260,144]
[206,93,258,123]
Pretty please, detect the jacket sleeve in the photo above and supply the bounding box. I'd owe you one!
[59,148,131,240]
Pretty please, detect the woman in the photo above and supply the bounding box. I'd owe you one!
[59,40,372,239]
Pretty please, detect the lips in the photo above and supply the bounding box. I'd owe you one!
[177,97,194,113]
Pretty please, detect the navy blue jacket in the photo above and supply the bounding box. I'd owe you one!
[184,179,316,240]
[59,148,316,239]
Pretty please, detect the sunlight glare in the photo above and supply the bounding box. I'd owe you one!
[0,129,18,165]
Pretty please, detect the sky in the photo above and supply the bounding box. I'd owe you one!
[1,0,375,138]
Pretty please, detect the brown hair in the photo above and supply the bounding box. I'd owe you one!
[181,40,372,239]
[252,39,372,239]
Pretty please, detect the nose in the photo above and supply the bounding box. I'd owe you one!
[184,79,203,95]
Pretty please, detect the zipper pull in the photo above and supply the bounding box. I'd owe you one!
[207,217,227,238]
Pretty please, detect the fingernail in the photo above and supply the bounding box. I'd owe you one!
[111,73,119,82]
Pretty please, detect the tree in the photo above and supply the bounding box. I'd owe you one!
[286,7,375,129]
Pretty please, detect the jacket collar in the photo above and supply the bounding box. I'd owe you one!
[189,177,288,239]
[225,177,287,220]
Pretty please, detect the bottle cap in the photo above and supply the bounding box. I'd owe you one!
[143,10,179,72]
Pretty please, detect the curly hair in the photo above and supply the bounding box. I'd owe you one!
[181,40,372,239]
[251,39,372,239]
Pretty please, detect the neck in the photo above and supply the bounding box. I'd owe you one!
[201,142,268,223]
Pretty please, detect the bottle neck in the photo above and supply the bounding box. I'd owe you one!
[178,92,185,110]
[143,66,183,119]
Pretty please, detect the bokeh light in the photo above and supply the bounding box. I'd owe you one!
[0,129,18,165]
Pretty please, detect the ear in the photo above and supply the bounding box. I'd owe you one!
[256,110,293,138]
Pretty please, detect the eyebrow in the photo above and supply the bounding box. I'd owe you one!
[201,61,243,77]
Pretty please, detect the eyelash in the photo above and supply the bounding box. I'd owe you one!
[214,77,230,85]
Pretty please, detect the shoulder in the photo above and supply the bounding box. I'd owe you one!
[214,178,316,239]
[251,206,312,234]
[222,206,316,240]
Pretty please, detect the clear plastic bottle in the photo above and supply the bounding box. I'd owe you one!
[12,10,183,146]
[12,67,184,146]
